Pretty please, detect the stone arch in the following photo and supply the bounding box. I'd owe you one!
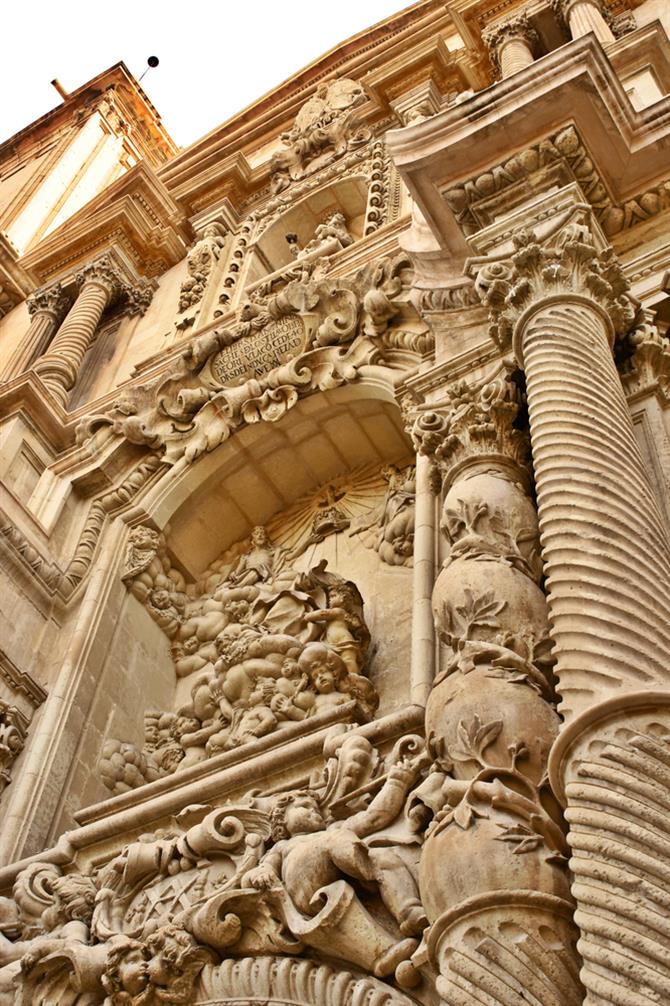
[139,377,411,575]
[196,956,419,1006]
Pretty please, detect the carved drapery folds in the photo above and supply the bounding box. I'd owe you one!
[481,221,670,1004]
[78,254,431,463]
[1,732,430,1003]
[407,367,582,1004]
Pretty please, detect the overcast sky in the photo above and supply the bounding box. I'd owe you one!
[2,1,412,149]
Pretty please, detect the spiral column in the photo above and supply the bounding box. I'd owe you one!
[410,371,582,1005]
[33,257,121,406]
[485,223,670,1005]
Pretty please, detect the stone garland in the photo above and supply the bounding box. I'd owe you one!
[408,367,583,1004]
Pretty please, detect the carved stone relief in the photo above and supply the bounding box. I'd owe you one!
[1,730,432,1004]
[444,123,670,238]
[406,362,583,1003]
[270,79,370,193]
[105,519,381,792]
[177,222,227,320]
[78,255,430,465]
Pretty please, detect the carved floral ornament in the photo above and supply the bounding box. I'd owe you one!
[78,254,431,465]
[406,364,530,491]
[0,710,584,1005]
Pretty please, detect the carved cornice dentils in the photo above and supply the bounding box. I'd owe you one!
[482,13,538,78]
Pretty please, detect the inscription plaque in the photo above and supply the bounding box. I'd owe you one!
[212,315,306,384]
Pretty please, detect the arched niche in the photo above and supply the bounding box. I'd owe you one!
[247,175,369,280]
[146,381,410,578]
[196,956,420,1006]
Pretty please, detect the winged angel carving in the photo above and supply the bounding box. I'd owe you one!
[0,731,429,1005]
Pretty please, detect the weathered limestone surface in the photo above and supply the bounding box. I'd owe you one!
[1,2,670,1005]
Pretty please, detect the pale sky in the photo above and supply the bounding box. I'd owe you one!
[1,0,413,150]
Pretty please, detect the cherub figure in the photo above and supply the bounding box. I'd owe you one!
[243,760,427,956]
[102,925,211,1005]
[303,582,366,675]
[227,526,279,587]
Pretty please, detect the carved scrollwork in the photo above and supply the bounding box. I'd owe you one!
[270,79,370,193]
[1,731,430,1003]
[78,255,426,465]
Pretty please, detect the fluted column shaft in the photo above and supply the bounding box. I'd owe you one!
[33,263,118,406]
[498,36,535,77]
[563,0,611,44]
[489,226,670,1005]
[483,15,538,80]
[4,284,70,379]
[555,0,615,44]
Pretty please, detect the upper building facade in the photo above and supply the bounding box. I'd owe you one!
[0,2,669,1004]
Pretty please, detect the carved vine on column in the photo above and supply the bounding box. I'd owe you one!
[1,732,430,1004]
[406,364,583,1004]
[78,254,431,465]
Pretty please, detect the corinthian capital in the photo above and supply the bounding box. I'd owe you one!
[482,13,539,72]
[480,224,639,354]
[409,366,530,489]
[551,0,613,28]
[26,282,71,321]
[75,255,124,300]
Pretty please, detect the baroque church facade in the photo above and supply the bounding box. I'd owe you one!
[0,0,669,1002]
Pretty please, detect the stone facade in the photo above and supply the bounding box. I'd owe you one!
[0,2,670,1004]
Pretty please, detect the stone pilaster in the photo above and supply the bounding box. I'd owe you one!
[33,257,122,406]
[484,223,670,1005]
[482,14,538,79]
[6,283,71,378]
[409,369,582,1004]
[552,0,615,45]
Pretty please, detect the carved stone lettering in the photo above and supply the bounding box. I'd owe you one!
[212,316,308,384]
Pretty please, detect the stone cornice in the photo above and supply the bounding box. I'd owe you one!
[387,32,670,258]
[19,162,190,284]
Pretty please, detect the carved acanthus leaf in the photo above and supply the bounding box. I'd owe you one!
[409,365,530,487]
[480,224,640,353]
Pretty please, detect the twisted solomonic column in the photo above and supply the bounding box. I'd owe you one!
[482,14,539,79]
[483,224,670,1005]
[33,257,122,406]
[6,283,71,378]
[409,369,583,1005]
